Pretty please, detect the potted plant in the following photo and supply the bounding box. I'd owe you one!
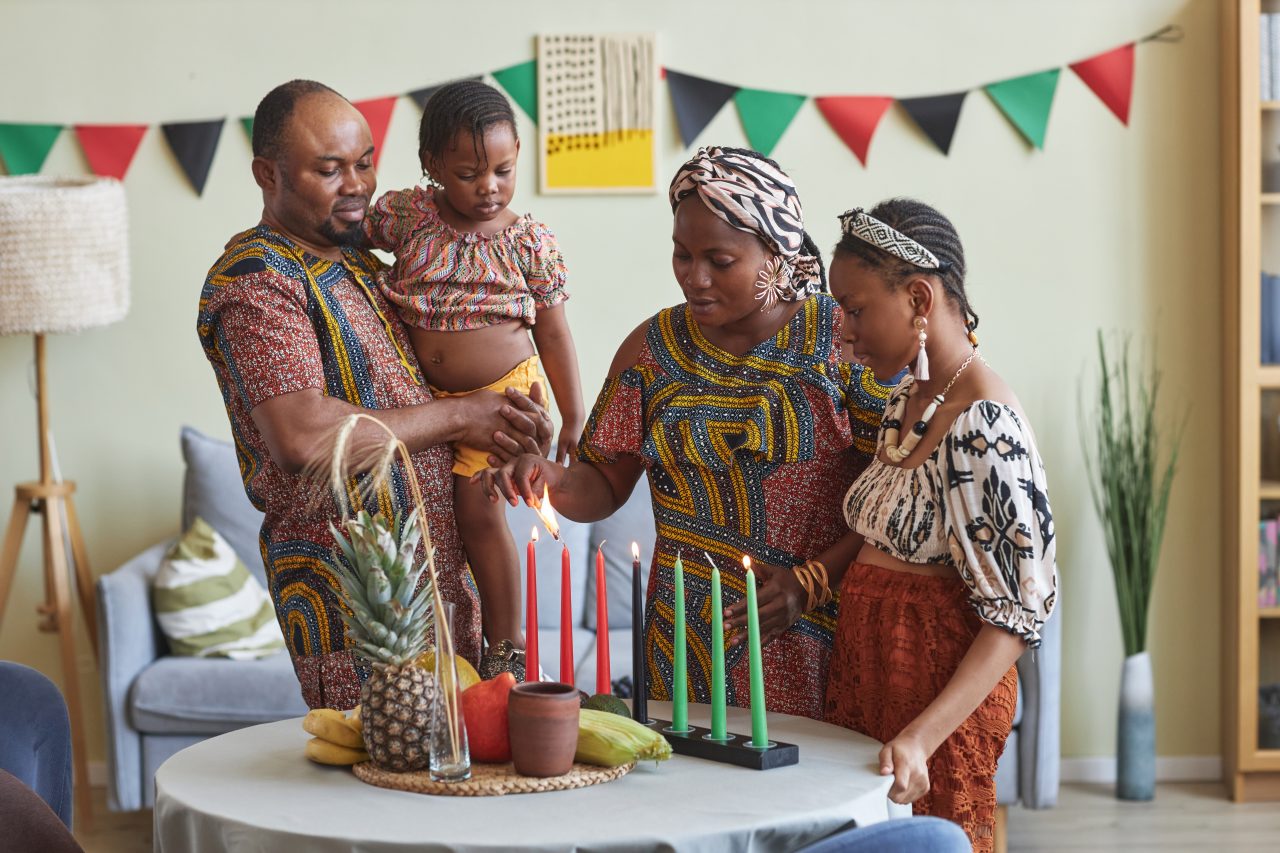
[1083,332,1182,801]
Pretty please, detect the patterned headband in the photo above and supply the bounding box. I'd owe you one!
[669,146,824,302]
[838,208,944,270]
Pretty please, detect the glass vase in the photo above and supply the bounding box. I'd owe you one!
[429,602,471,782]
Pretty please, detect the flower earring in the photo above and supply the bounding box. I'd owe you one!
[913,316,930,381]
[755,257,790,311]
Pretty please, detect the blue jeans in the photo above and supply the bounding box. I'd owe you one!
[0,661,73,828]
[796,817,972,853]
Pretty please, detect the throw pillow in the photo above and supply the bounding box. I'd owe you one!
[153,516,285,659]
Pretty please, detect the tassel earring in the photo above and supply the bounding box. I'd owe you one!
[914,316,930,381]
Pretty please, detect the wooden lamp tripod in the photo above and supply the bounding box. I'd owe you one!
[0,175,130,829]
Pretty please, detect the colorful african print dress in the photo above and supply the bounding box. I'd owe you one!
[579,294,890,720]
[197,225,477,710]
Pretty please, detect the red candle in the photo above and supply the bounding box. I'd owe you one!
[560,543,574,685]
[595,542,611,695]
[525,527,539,683]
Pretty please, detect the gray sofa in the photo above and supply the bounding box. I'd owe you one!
[97,427,1057,813]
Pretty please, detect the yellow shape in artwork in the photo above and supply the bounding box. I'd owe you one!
[545,129,654,190]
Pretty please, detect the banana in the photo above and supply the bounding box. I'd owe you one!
[303,708,364,749]
[304,736,369,766]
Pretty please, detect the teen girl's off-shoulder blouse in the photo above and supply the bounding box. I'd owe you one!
[363,185,568,332]
[842,376,1058,646]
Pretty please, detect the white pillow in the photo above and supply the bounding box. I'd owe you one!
[153,517,285,659]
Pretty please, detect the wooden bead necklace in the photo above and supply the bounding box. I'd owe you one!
[883,346,984,464]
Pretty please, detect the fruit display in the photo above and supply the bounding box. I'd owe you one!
[305,737,369,766]
[460,672,516,762]
[415,648,482,692]
[302,707,367,765]
[574,707,673,767]
[582,693,631,718]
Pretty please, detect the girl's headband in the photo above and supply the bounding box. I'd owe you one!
[839,208,945,271]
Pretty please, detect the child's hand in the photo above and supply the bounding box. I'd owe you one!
[554,432,578,466]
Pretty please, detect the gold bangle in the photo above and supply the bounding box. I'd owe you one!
[792,559,832,611]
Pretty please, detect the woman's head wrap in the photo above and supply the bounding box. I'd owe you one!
[668,146,824,301]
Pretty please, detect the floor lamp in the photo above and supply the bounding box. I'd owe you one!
[0,176,130,828]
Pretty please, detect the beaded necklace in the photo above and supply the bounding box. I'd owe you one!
[883,347,984,464]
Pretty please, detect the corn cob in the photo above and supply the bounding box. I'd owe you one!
[575,707,672,766]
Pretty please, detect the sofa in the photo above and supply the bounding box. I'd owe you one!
[97,426,1056,815]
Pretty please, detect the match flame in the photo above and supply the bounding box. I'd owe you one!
[531,526,539,543]
[631,541,640,562]
[742,555,753,573]
[533,485,561,540]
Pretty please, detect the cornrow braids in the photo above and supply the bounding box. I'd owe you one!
[419,80,517,170]
[834,197,979,333]
[252,79,344,160]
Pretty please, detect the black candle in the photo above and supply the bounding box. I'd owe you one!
[631,542,648,724]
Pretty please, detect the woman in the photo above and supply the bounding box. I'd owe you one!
[479,147,889,719]
[824,199,1058,851]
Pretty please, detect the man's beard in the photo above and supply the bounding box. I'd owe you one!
[318,216,365,247]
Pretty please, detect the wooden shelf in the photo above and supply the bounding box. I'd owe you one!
[1260,366,1280,387]
[1263,193,1280,205]
[1264,101,1280,110]
[1262,482,1280,500]
[1262,608,1280,619]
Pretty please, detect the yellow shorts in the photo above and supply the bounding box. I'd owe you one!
[429,355,543,477]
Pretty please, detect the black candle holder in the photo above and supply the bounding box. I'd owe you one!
[641,717,798,770]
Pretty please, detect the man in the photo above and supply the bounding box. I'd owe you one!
[197,80,551,709]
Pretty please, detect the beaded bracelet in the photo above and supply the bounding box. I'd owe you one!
[792,559,833,612]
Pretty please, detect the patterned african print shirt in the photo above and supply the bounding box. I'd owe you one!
[196,225,478,710]
[579,294,891,721]
[364,186,568,332]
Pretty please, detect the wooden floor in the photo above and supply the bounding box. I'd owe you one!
[72,783,1280,852]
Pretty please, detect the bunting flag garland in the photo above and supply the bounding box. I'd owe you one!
[239,116,254,144]
[898,92,968,155]
[0,123,63,175]
[352,97,397,167]
[734,88,806,157]
[493,60,538,122]
[984,69,1060,150]
[408,76,485,111]
[665,69,738,148]
[814,96,894,166]
[1070,42,1135,125]
[74,124,148,180]
[161,119,224,195]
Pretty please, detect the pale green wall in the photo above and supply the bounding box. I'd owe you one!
[0,0,1220,766]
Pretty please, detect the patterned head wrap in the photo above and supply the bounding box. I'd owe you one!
[838,208,946,270]
[669,146,824,302]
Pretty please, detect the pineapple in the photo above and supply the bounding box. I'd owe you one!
[330,508,436,772]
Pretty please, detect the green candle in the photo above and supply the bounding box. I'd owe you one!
[709,561,727,740]
[671,553,688,732]
[744,556,768,747]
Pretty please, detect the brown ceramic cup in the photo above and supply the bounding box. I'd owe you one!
[507,682,580,777]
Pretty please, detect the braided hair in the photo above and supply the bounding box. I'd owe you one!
[252,80,344,160]
[419,80,517,170]
[834,198,978,333]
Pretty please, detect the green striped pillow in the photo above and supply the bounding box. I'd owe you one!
[153,516,285,659]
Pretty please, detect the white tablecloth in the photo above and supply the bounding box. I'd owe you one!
[154,700,895,853]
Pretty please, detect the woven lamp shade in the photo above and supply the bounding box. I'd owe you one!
[0,176,130,335]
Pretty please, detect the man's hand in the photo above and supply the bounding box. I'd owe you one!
[451,382,553,466]
[723,560,806,648]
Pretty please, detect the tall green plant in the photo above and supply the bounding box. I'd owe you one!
[1083,332,1182,657]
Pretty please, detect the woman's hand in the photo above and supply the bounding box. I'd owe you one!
[472,453,567,507]
[878,732,931,805]
[723,561,806,648]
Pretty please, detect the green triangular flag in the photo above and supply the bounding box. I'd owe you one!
[240,116,254,142]
[0,123,63,175]
[984,69,1060,150]
[492,60,537,123]
[733,89,806,157]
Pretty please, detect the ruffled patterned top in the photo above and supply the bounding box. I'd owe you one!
[363,185,568,332]
[842,376,1058,646]
[579,295,891,720]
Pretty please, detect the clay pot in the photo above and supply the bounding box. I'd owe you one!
[507,682,580,777]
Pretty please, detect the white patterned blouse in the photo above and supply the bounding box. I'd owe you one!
[842,377,1058,647]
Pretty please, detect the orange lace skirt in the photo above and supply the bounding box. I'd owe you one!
[824,562,1017,853]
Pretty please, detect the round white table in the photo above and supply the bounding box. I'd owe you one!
[154,700,897,853]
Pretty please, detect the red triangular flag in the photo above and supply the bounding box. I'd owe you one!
[1070,43,1134,126]
[74,124,148,180]
[352,96,398,167]
[814,96,894,166]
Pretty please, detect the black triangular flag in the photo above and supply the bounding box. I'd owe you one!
[666,69,739,148]
[408,76,484,111]
[898,92,968,156]
[161,118,225,195]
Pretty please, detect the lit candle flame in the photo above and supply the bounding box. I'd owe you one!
[742,555,752,573]
[533,485,561,540]
[631,541,640,562]
[531,526,539,543]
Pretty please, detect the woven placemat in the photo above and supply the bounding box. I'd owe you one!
[352,760,634,796]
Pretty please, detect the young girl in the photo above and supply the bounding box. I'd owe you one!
[823,198,1057,852]
[363,80,584,661]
